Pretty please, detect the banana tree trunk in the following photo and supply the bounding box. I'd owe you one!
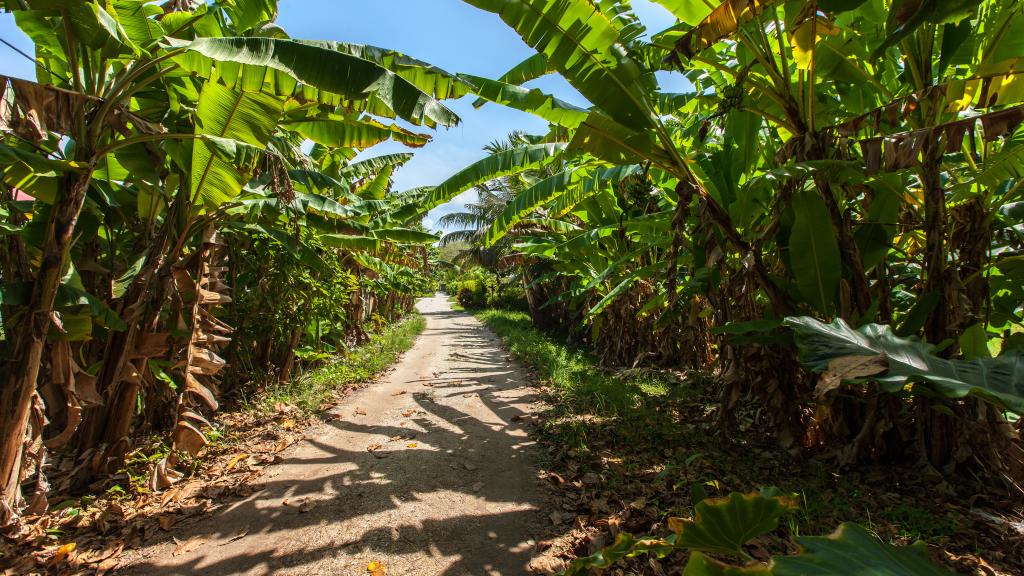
[278,327,304,383]
[920,141,951,347]
[0,169,92,515]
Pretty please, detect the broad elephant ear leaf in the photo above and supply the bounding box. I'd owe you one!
[672,491,797,557]
[683,552,772,575]
[785,316,1024,414]
[772,522,956,575]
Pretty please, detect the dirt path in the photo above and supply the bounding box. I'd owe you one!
[122,295,547,575]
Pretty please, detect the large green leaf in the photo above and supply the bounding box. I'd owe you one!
[460,74,589,129]
[167,37,459,128]
[788,190,841,315]
[772,523,955,575]
[484,167,588,246]
[649,0,716,26]
[339,153,414,181]
[286,117,430,149]
[222,0,277,33]
[461,0,657,130]
[570,110,674,167]
[328,42,472,100]
[683,553,772,575]
[674,491,796,557]
[358,164,394,200]
[371,228,438,244]
[786,316,1024,414]
[191,83,282,208]
[471,53,552,108]
[320,234,381,251]
[423,142,567,210]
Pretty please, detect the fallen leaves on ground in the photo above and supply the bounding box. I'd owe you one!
[1,384,338,574]
[521,373,1024,576]
[367,560,386,576]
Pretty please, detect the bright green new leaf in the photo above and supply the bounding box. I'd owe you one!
[191,83,282,208]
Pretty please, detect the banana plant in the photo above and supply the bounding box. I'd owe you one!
[0,0,461,520]
[444,0,1024,478]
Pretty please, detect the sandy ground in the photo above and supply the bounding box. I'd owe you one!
[121,295,547,575]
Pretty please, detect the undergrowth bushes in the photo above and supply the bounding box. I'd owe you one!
[247,313,426,415]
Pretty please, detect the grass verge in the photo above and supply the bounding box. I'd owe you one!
[250,313,426,415]
[471,307,1003,574]
[474,309,683,445]
[476,309,678,414]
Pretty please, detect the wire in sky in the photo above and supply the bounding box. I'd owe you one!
[0,35,68,88]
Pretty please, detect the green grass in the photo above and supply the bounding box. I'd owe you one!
[474,307,695,471]
[475,309,679,417]
[250,314,426,415]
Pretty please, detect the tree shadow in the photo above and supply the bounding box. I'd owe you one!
[121,297,550,575]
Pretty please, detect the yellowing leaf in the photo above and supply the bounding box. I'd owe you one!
[367,560,386,576]
[225,453,249,471]
[790,17,839,70]
[52,542,76,564]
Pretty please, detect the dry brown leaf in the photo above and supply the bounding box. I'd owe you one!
[157,515,176,531]
[391,390,407,396]
[401,409,416,417]
[172,536,206,556]
[273,439,290,452]
[354,407,367,416]
[816,354,889,398]
[96,557,120,576]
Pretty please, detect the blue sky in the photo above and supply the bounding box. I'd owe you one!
[0,0,687,231]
